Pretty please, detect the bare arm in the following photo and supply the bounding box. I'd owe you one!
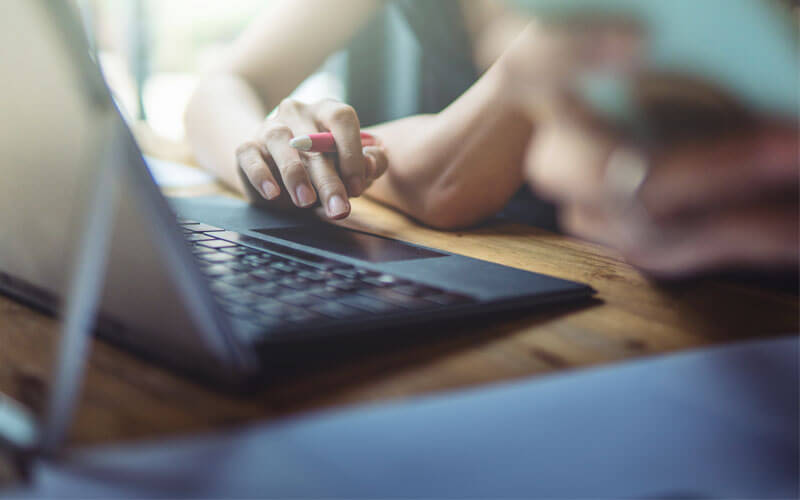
[366,61,532,229]
[185,0,381,193]
[186,1,531,228]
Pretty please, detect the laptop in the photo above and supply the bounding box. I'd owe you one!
[0,1,593,389]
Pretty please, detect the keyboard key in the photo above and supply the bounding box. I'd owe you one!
[199,240,237,249]
[254,301,301,319]
[333,268,378,279]
[210,281,239,296]
[192,246,215,254]
[357,288,434,309]
[310,286,343,300]
[242,254,272,265]
[202,264,235,276]
[338,294,400,314]
[221,246,251,256]
[187,233,215,242]
[222,290,263,306]
[278,277,312,290]
[327,279,360,292]
[188,224,224,233]
[297,270,330,281]
[248,282,286,297]
[218,274,264,287]
[220,261,251,272]
[278,293,319,307]
[251,269,284,280]
[177,218,199,225]
[199,253,236,263]
[310,302,362,319]
[360,275,408,288]
[270,262,298,273]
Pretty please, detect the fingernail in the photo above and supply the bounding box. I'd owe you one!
[261,181,280,199]
[295,184,316,207]
[347,176,363,197]
[327,194,349,218]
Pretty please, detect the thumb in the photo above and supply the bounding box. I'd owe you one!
[362,145,388,182]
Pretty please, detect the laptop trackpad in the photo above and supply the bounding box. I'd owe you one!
[253,226,445,263]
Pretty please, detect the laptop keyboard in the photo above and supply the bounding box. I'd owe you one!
[179,219,475,341]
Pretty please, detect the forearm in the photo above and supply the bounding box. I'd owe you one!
[184,74,267,195]
[185,0,384,197]
[367,64,533,228]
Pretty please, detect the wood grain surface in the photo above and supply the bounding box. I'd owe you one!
[1,132,797,446]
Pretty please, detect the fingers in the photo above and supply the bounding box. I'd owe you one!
[278,99,352,218]
[627,204,799,277]
[559,203,617,247]
[527,117,800,224]
[314,100,368,196]
[235,142,280,200]
[237,98,378,218]
[560,199,799,278]
[362,145,388,188]
[525,120,614,204]
[260,121,316,207]
[641,127,800,221]
[303,152,351,219]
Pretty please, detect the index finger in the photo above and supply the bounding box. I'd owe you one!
[235,141,281,200]
[314,100,367,197]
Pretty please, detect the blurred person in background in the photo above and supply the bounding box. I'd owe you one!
[501,16,798,278]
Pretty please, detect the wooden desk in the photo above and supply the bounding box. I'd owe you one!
[1,137,797,446]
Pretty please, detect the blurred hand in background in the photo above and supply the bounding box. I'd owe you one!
[502,21,799,278]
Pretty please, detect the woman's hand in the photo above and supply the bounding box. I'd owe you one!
[504,21,799,277]
[235,98,388,219]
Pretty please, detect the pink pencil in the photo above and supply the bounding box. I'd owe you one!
[289,132,376,153]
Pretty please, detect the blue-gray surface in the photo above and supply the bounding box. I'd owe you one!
[10,336,799,498]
